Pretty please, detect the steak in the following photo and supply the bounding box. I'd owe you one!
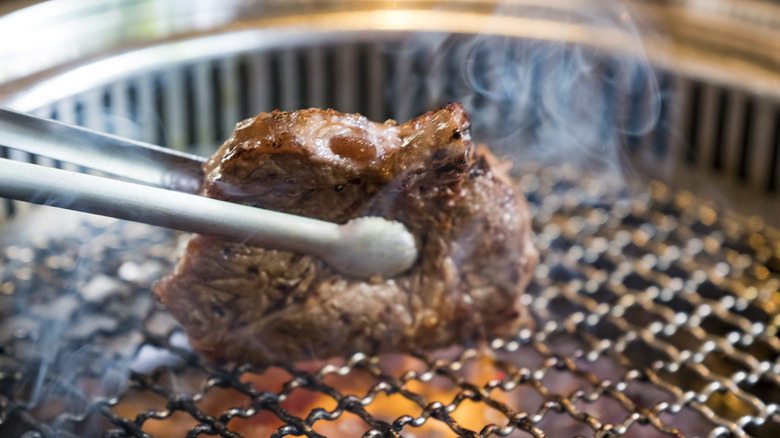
[154,103,538,363]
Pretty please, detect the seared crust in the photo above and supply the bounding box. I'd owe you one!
[154,104,537,363]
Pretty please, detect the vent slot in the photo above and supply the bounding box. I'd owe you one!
[686,81,703,165]
[237,57,251,119]
[152,73,166,147]
[652,70,672,160]
[769,108,780,192]
[183,66,197,149]
[738,99,755,182]
[712,89,728,171]
[0,146,14,219]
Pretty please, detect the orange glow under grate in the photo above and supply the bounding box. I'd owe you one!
[2,166,780,437]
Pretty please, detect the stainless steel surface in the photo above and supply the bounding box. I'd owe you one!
[0,107,205,193]
[1,0,779,226]
[0,158,417,279]
[1,0,780,437]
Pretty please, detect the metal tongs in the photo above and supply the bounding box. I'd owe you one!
[0,108,417,278]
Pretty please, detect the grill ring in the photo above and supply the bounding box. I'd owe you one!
[1,1,780,437]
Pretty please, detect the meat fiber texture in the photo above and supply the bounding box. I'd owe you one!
[154,104,538,364]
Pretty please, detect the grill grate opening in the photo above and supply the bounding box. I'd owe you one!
[738,99,756,182]
[746,421,780,438]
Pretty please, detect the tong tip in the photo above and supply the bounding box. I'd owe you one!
[327,217,418,279]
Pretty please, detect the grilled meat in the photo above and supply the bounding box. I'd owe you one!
[154,104,538,363]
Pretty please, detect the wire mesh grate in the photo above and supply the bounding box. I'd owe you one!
[0,164,779,437]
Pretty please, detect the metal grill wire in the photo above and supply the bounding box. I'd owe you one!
[1,38,780,437]
[1,165,780,437]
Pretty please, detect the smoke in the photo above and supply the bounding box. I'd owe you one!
[0,209,182,436]
[0,2,669,434]
[394,0,662,182]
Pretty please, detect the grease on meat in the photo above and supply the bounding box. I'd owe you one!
[154,104,538,363]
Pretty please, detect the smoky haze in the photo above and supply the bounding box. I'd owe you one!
[0,1,668,435]
[389,0,662,181]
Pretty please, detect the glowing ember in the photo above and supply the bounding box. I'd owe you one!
[3,169,780,437]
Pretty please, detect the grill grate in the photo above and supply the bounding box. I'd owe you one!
[1,165,778,437]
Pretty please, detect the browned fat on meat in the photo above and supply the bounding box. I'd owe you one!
[154,104,538,364]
